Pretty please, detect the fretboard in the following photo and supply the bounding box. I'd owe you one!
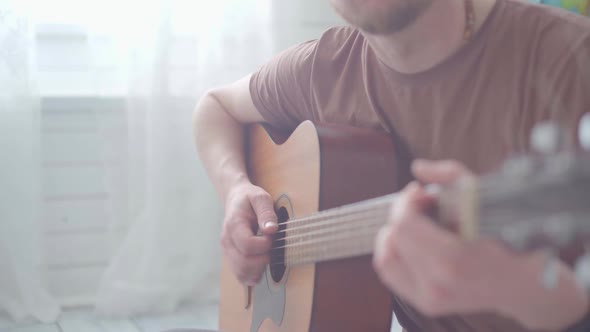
[272,194,397,267]
[269,155,590,270]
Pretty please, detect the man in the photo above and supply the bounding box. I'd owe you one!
[193,0,590,330]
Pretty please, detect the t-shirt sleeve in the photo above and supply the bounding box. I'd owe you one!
[249,40,318,130]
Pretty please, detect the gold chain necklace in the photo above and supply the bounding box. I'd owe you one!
[463,0,476,43]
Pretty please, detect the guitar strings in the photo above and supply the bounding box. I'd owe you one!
[273,194,397,229]
[270,233,377,257]
[266,212,542,266]
[264,180,590,266]
[270,224,380,252]
[270,210,538,254]
[273,218,385,248]
[269,228,379,266]
[271,209,389,243]
[265,184,506,247]
[267,217,491,267]
[267,210,391,266]
[268,209,590,267]
[270,168,587,235]
[270,229,382,263]
[271,199,393,237]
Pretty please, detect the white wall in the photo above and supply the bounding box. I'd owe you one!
[271,1,346,52]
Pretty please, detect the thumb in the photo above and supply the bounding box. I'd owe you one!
[411,159,472,185]
[250,192,278,235]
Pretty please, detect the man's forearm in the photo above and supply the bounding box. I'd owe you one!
[193,92,251,203]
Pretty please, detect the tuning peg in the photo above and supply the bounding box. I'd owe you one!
[531,121,569,155]
[540,250,560,290]
[579,113,590,151]
[574,251,590,290]
[542,214,575,247]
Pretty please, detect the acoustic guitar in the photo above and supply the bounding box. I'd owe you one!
[219,119,590,332]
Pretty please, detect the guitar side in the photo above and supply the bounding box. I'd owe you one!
[219,121,409,332]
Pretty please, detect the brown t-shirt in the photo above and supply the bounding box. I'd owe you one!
[249,0,590,331]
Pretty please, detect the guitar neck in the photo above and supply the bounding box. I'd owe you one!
[273,165,590,267]
[272,194,396,267]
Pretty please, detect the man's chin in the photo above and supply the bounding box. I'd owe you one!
[356,15,417,35]
[340,0,433,35]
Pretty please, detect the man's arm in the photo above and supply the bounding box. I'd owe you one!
[193,74,279,285]
[193,74,263,200]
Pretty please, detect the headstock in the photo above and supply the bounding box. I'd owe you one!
[435,114,590,289]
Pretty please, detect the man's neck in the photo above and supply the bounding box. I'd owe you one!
[363,0,497,74]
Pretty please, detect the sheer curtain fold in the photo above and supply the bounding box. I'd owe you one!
[95,0,273,316]
[0,3,60,323]
[1,0,273,322]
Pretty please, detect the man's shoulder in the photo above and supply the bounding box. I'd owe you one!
[501,0,590,40]
[494,0,590,69]
[311,26,367,70]
[276,26,363,67]
[318,26,363,42]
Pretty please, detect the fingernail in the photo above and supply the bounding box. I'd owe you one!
[264,221,276,229]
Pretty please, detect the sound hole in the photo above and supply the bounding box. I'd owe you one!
[270,206,289,283]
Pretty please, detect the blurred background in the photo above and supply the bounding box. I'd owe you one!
[0,0,342,331]
[0,0,587,331]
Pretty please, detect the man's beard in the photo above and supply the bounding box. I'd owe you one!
[331,0,434,35]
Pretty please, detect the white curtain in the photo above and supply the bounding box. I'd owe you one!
[0,1,60,323]
[93,0,272,317]
[0,0,273,323]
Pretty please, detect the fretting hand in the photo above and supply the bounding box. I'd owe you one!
[373,159,589,331]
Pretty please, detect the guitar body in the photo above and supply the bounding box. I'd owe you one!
[219,121,411,332]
